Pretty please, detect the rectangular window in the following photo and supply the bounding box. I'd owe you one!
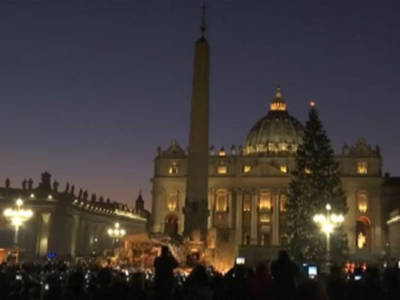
[259,191,272,211]
[217,166,228,174]
[243,194,251,212]
[243,193,251,212]
[357,191,368,213]
[168,162,178,174]
[243,165,252,173]
[215,190,228,212]
[167,192,178,211]
[357,161,368,174]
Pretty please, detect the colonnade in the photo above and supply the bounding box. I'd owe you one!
[208,187,287,248]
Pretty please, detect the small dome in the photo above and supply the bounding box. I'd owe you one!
[244,87,304,155]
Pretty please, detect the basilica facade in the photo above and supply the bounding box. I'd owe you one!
[151,87,386,259]
[150,14,400,262]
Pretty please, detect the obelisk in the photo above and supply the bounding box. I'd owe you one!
[183,7,209,241]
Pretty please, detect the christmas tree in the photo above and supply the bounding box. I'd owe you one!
[285,103,348,263]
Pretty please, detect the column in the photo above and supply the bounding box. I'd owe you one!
[372,191,383,255]
[179,189,185,235]
[77,219,85,256]
[70,215,80,258]
[250,190,258,245]
[151,187,163,233]
[235,189,243,245]
[228,190,234,228]
[272,191,280,246]
[207,188,214,229]
[38,212,51,256]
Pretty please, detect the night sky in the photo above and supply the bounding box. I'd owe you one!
[0,0,399,209]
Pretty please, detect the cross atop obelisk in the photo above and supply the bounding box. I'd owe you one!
[200,2,206,36]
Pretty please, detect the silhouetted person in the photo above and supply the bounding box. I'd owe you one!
[326,265,347,300]
[364,266,382,300]
[383,262,400,299]
[66,269,86,300]
[131,272,147,300]
[250,262,275,300]
[154,246,178,299]
[225,264,253,300]
[271,250,298,300]
[296,279,327,300]
[184,265,212,300]
[93,267,114,300]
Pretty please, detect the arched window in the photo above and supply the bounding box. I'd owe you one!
[258,191,272,211]
[356,216,371,250]
[167,192,178,212]
[168,162,178,175]
[215,189,228,212]
[357,161,368,174]
[164,214,178,236]
[357,191,368,213]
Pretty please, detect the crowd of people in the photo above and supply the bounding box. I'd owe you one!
[0,248,399,300]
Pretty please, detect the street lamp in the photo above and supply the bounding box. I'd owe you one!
[107,222,126,249]
[3,198,33,259]
[313,203,344,272]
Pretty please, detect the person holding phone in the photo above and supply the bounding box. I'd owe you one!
[154,246,179,299]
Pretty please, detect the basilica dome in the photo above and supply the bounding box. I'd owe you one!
[244,87,304,155]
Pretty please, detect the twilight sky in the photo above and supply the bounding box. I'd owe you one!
[0,0,399,209]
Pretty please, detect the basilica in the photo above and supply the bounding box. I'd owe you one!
[151,17,400,263]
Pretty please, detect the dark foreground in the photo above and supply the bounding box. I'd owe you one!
[0,261,399,300]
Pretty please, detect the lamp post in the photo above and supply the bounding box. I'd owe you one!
[313,203,344,272]
[107,222,126,254]
[3,198,33,261]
